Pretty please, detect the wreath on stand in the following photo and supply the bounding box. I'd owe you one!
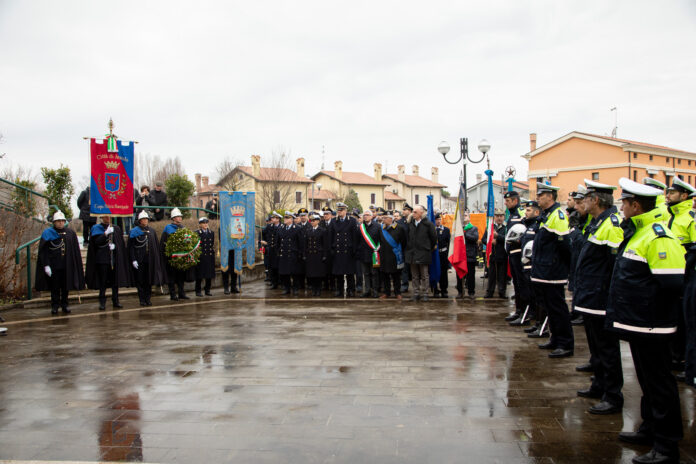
[165,228,201,271]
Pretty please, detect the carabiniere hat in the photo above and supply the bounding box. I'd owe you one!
[584,179,617,195]
[198,216,209,223]
[619,177,663,199]
[297,208,309,215]
[503,191,519,199]
[667,177,696,195]
[403,203,413,211]
[642,177,667,190]
[523,199,540,208]
[536,182,560,194]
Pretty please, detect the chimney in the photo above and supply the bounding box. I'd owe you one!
[202,176,209,190]
[374,163,382,181]
[412,165,419,177]
[334,160,343,181]
[431,167,439,184]
[398,165,405,183]
[195,173,202,192]
[476,173,482,183]
[251,155,261,178]
[296,157,305,178]
[530,133,537,152]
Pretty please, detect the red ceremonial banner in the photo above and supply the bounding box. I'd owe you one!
[89,138,135,217]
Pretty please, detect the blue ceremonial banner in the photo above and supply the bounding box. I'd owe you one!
[89,138,135,217]
[427,195,441,286]
[219,191,256,274]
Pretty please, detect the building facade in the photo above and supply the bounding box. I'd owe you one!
[383,165,446,210]
[311,161,391,211]
[466,180,529,213]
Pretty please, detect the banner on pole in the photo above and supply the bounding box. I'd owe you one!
[220,191,256,274]
[89,138,135,217]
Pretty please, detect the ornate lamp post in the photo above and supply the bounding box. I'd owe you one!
[437,138,490,211]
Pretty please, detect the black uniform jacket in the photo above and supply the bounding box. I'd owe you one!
[195,228,216,280]
[127,226,164,286]
[330,216,358,274]
[277,224,304,275]
[35,226,85,291]
[85,223,129,289]
[304,226,329,278]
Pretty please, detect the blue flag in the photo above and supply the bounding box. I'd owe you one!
[427,195,441,286]
[219,191,256,273]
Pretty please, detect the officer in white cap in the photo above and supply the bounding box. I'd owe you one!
[532,182,574,358]
[643,177,669,217]
[128,210,163,306]
[160,207,190,301]
[684,187,696,389]
[194,217,215,297]
[572,180,625,415]
[607,178,684,462]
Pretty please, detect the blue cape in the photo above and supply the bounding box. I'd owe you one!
[129,226,145,238]
[41,227,60,241]
[91,223,106,236]
[164,223,180,235]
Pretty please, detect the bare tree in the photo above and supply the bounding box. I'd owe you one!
[256,147,301,217]
[134,153,185,188]
[214,156,244,191]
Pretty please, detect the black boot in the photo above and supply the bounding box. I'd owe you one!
[224,286,230,295]
[99,299,106,310]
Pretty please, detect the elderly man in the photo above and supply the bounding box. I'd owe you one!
[357,209,382,298]
[405,205,437,302]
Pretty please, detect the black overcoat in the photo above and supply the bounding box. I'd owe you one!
[127,226,164,286]
[35,226,85,291]
[405,217,437,265]
[379,223,407,274]
[195,228,216,279]
[330,216,358,274]
[277,224,304,275]
[85,224,130,289]
[266,224,279,270]
[356,220,382,263]
[304,226,329,278]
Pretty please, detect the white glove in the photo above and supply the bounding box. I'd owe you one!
[132,260,139,269]
[109,243,116,250]
[44,266,52,277]
[105,225,114,235]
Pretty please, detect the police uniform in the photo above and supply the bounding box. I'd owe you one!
[504,191,527,320]
[160,209,192,300]
[606,178,684,462]
[518,202,543,331]
[531,183,573,358]
[128,213,164,306]
[194,218,216,296]
[572,180,624,414]
[304,215,329,296]
[277,212,304,295]
[684,188,696,387]
[435,215,451,297]
[330,203,358,297]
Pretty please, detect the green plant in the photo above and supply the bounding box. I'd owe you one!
[41,164,74,218]
[441,189,451,198]
[11,179,38,216]
[343,189,362,212]
[165,174,195,218]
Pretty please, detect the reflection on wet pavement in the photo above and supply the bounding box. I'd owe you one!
[0,281,694,463]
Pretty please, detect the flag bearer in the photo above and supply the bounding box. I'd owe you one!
[86,215,129,310]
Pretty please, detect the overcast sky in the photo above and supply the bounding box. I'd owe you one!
[1,0,695,196]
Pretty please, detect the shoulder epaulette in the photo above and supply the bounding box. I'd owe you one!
[652,223,667,237]
[690,210,695,219]
[610,215,620,227]
[557,210,565,220]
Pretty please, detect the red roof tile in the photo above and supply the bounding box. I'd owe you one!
[238,166,313,183]
[384,190,405,201]
[314,171,390,186]
[383,174,446,188]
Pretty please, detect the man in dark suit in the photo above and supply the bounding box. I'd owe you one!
[357,209,382,298]
[483,209,508,298]
[434,213,451,298]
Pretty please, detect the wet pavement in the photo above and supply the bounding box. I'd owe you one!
[0,277,695,463]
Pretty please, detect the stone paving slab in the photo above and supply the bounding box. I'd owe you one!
[0,278,694,463]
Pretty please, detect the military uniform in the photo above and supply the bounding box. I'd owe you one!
[277,218,304,295]
[160,214,193,300]
[86,221,129,310]
[194,222,216,296]
[266,218,280,289]
[531,183,573,357]
[128,220,163,306]
[607,178,684,461]
[320,208,335,291]
[330,210,358,297]
[304,219,329,296]
[504,193,526,318]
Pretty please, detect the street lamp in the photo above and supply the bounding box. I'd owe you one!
[437,137,490,211]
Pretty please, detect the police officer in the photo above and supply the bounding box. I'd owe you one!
[330,202,358,297]
[665,178,696,377]
[568,185,590,326]
[86,215,129,310]
[643,177,669,217]
[532,183,574,358]
[194,217,216,297]
[304,213,329,296]
[607,178,684,464]
[573,180,624,415]
[35,211,85,314]
[277,211,304,295]
[264,212,282,289]
[503,191,526,321]
[434,213,451,298]
[483,209,507,299]
[128,211,164,306]
[684,189,696,388]
[160,208,191,301]
[518,201,544,332]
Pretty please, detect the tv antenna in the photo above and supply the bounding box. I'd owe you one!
[610,107,618,138]
[321,145,325,170]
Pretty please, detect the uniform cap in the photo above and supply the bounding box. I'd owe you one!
[434,213,442,219]
[198,216,209,223]
[321,206,333,213]
[297,208,309,215]
[523,200,540,208]
[642,177,667,190]
[52,211,66,222]
[494,208,505,215]
[503,191,519,199]
[619,177,663,199]
[271,212,283,219]
[336,202,348,209]
[362,209,373,216]
[137,211,150,221]
[376,207,386,214]
[536,182,560,194]
[667,177,696,194]
[170,208,183,218]
[283,211,295,218]
[369,204,376,210]
[584,179,617,195]
[310,214,321,221]
[403,203,413,211]
[571,184,587,200]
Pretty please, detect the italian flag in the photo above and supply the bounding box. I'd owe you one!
[448,195,468,278]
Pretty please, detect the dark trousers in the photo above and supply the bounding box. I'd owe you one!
[49,268,69,309]
[629,337,683,456]
[583,317,601,382]
[195,278,211,293]
[381,272,401,296]
[167,269,186,297]
[281,274,299,290]
[685,274,696,387]
[361,261,380,294]
[437,253,449,294]
[456,261,476,295]
[269,267,279,288]
[400,265,411,291]
[133,262,151,303]
[486,260,507,297]
[509,253,527,312]
[671,296,686,366]
[96,263,119,304]
[308,277,323,293]
[222,270,239,291]
[586,316,623,406]
[521,269,538,320]
[534,282,573,350]
[355,260,364,291]
[82,220,95,247]
[334,274,355,294]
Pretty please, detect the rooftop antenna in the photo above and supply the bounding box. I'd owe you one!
[610,107,618,138]
[321,145,325,170]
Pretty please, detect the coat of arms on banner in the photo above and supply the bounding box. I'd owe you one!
[230,205,246,239]
[105,173,120,192]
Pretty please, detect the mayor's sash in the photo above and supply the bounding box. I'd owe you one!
[381,226,403,269]
[359,222,380,267]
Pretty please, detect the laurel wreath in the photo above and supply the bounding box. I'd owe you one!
[165,228,201,270]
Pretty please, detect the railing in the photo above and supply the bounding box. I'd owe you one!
[14,205,219,301]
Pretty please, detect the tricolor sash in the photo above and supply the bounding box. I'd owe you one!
[360,222,380,267]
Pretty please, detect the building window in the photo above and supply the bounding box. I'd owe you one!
[689,176,692,184]
[689,160,692,166]
[387,201,394,210]
[633,152,637,159]
[273,190,280,204]
[666,157,670,163]
[678,174,684,181]
[414,194,420,204]
[295,191,302,204]
[678,159,682,165]
[649,155,653,161]
[592,172,599,181]
[370,193,376,204]
[633,170,637,181]
[666,175,672,186]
